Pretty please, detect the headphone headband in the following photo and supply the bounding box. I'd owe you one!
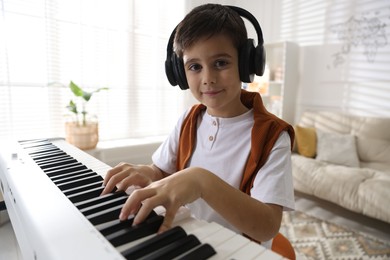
[165,5,266,90]
[225,5,264,46]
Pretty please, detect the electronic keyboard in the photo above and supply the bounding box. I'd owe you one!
[0,138,283,260]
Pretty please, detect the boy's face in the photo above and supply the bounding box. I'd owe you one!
[182,34,245,118]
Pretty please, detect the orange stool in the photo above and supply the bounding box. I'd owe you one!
[271,232,296,260]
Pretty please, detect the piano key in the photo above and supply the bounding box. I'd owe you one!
[49,168,93,181]
[35,155,74,165]
[56,175,103,191]
[121,225,186,259]
[225,240,267,259]
[143,234,201,260]
[27,147,59,155]
[96,211,156,237]
[177,218,224,241]
[19,141,53,149]
[208,233,251,260]
[86,204,124,225]
[107,215,164,247]
[201,226,237,248]
[176,243,216,260]
[74,191,127,210]
[43,162,84,174]
[79,195,128,216]
[38,158,78,169]
[53,171,97,185]
[29,151,67,160]
[253,247,284,260]
[45,164,88,177]
[67,186,105,204]
[62,180,104,196]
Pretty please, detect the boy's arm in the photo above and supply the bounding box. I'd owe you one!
[198,168,283,242]
[119,167,282,242]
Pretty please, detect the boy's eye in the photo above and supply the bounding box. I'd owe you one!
[188,63,202,71]
[215,60,228,68]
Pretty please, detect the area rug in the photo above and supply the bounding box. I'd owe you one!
[280,211,390,260]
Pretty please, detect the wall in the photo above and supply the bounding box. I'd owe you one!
[283,0,390,121]
[186,0,390,123]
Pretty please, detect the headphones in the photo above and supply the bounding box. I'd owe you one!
[165,5,266,90]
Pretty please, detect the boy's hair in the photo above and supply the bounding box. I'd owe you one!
[174,4,247,57]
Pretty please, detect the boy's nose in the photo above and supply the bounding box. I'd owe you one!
[202,68,217,85]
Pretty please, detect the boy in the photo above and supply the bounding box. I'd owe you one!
[102,3,295,249]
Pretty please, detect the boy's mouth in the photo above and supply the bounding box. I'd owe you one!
[202,89,223,96]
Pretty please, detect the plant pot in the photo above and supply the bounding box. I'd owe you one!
[65,122,99,150]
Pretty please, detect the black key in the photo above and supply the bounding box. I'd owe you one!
[43,162,84,175]
[79,195,127,215]
[74,191,127,210]
[19,139,50,146]
[86,204,123,226]
[67,186,105,204]
[45,164,88,177]
[56,175,103,191]
[50,168,93,181]
[28,147,59,155]
[53,171,96,185]
[121,226,186,259]
[144,234,201,260]
[39,158,78,169]
[177,243,216,260]
[107,215,165,247]
[62,181,103,196]
[34,156,71,166]
[35,155,73,166]
[30,151,67,160]
[97,210,158,236]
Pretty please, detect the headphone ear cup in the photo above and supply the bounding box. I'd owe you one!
[172,54,189,90]
[165,55,178,86]
[254,45,266,76]
[239,39,256,83]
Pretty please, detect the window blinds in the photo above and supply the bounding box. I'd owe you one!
[0,0,185,141]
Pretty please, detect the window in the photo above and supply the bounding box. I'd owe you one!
[0,0,186,141]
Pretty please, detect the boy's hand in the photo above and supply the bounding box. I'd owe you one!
[119,167,205,233]
[101,163,162,195]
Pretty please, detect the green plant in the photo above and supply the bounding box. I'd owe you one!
[66,81,108,126]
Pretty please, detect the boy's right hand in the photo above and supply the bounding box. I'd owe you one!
[101,163,162,195]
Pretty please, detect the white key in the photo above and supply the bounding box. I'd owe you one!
[254,248,284,260]
[228,241,267,259]
[209,234,251,260]
[202,226,237,247]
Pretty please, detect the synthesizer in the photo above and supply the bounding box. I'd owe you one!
[0,138,283,260]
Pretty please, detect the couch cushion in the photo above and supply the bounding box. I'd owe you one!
[295,126,316,158]
[356,137,390,165]
[316,130,360,167]
[358,171,390,223]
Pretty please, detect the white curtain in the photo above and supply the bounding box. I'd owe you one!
[0,0,187,141]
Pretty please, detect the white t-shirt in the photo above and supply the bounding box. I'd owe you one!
[152,108,295,247]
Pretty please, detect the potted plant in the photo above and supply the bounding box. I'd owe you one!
[64,81,108,150]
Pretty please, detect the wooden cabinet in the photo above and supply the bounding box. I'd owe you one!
[245,41,299,124]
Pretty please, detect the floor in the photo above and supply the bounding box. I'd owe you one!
[293,191,390,242]
[0,192,389,260]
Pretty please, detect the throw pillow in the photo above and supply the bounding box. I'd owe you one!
[295,126,317,158]
[316,130,360,167]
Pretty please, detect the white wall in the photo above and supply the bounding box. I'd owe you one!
[185,0,390,122]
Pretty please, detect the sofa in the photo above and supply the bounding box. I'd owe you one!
[291,110,390,223]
